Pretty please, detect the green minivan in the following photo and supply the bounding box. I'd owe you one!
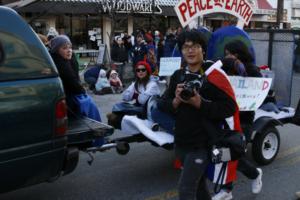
[0,6,113,193]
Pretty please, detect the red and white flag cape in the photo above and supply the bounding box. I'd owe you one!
[205,60,242,185]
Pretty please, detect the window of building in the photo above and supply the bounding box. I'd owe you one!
[56,14,102,49]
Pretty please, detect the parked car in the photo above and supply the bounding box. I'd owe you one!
[0,6,113,193]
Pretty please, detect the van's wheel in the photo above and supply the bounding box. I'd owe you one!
[252,126,280,165]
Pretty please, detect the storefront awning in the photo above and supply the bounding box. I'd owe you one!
[5,0,178,15]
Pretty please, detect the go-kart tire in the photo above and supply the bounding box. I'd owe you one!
[252,126,280,165]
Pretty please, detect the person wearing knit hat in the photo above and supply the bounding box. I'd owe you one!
[108,69,123,94]
[50,35,71,54]
[50,35,103,141]
[106,60,160,129]
[50,34,85,97]
[135,61,151,75]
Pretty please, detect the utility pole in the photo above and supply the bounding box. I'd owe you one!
[151,0,155,30]
[276,0,284,28]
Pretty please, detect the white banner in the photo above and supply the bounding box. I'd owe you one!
[229,76,272,111]
[174,0,254,28]
[159,57,181,76]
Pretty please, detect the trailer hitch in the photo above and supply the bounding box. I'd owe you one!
[85,142,130,165]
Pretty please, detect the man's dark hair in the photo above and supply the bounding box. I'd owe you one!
[224,40,254,64]
[177,29,207,54]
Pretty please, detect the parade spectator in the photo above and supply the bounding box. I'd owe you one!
[123,33,133,62]
[154,30,160,48]
[107,61,160,129]
[158,30,237,200]
[83,65,101,90]
[111,35,128,82]
[108,69,123,94]
[49,35,101,122]
[37,33,48,46]
[156,33,165,69]
[163,32,177,57]
[145,33,158,75]
[212,40,263,200]
[47,27,59,44]
[95,69,112,94]
[131,34,148,70]
[145,30,154,45]
[175,26,183,39]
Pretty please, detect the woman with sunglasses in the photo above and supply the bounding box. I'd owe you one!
[107,61,160,129]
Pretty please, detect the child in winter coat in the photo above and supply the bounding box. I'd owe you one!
[95,69,112,94]
[109,70,123,93]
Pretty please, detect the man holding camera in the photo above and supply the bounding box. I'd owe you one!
[158,30,237,199]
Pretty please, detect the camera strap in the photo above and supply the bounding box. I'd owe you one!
[184,70,203,78]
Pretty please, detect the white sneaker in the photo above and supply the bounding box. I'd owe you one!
[295,191,300,198]
[252,168,263,194]
[212,190,233,200]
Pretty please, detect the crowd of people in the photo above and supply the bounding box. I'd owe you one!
[81,27,184,95]
[110,27,183,78]
[36,26,300,200]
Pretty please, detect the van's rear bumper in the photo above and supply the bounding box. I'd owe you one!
[67,117,114,147]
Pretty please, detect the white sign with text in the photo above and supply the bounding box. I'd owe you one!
[229,76,272,111]
[159,57,181,76]
[174,0,254,28]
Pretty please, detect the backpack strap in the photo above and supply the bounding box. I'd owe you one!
[214,162,227,194]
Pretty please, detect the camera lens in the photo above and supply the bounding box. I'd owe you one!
[180,87,194,101]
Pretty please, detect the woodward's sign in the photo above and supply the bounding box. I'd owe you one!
[175,0,254,28]
[100,0,162,14]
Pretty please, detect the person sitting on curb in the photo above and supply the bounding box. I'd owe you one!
[108,69,123,94]
[94,69,112,95]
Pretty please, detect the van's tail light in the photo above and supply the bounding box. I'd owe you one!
[55,99,68,136]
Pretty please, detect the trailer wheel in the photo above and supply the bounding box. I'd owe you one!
[252,126,280,165]
[116,142,130,155]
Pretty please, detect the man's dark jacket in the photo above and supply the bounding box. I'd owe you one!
[111,44,128,63]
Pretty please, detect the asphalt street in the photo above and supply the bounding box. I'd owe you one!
[1,73,300,200]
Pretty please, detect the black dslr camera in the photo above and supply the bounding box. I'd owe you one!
[180,79,203,101]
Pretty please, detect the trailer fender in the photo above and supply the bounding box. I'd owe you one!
[251,116,283,141]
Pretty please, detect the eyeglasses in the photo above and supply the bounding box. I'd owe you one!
[182,44,201,52]
[136,68,147,73]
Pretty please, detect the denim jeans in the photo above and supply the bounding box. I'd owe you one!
[175,147,211,200]
[150,104,175,135]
